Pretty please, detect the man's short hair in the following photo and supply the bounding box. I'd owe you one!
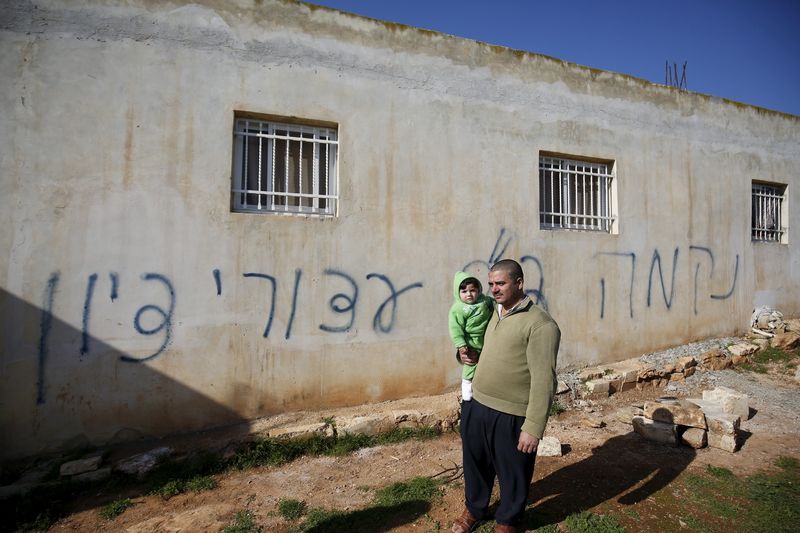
[490,259,524,281]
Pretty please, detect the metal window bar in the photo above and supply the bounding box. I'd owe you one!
[233,119,338,215]
[539,156,614,231]
[752,184,785,242]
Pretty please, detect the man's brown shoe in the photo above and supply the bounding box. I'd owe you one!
[494,525,518,533]
[451,508,481,533]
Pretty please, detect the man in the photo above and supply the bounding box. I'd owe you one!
[451,259,560,533]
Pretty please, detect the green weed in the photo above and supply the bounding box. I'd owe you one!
[564,510,625,532]
[98,498,133,520]
[706,464,735,480]
[374,476,442,506]
[278,498,307,521]
[549,401,566,416]
[223,509,262,533]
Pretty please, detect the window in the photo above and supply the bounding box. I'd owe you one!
[232,116,338,216]
[539,154,616,232]
[752,182,787,243]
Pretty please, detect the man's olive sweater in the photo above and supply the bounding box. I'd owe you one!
[471,297,561,439]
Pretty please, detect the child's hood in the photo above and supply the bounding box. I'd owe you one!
[452,271,484,301]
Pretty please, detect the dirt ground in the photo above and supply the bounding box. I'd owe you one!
[47,365,800,532]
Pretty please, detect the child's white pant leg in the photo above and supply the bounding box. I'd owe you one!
[461,379,473,401]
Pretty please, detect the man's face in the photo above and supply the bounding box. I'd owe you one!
[488,269,524,308]
[459,283,479,304]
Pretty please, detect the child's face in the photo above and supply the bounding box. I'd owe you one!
[459,283,479,304]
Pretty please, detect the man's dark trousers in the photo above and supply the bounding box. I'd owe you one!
[460,399,537,526]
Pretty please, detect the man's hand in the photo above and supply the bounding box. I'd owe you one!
[517,431,539,454]
[458,346,479,365]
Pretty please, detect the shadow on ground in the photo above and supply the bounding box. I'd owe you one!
[524,431,695,529]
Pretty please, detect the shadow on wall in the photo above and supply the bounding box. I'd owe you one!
[524,431,695,528]
[0,288,247,462]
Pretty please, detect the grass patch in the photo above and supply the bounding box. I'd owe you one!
[278,498,307,521]
[223,509,262,533]
[549,401,566,416]
[374,476,442,506]
[752,346,794,365]
[564,511,625,532]
[622,509,639,521]
[775,455,799,470]
[98,498,133,520]
[682,515,705,530]
[706,464,735,480]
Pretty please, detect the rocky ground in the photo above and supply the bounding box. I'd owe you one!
[7,333,800,532]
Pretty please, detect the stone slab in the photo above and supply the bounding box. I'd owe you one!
[727,343,759,357]
[707,431,739,452]
[338,415,393,436]
[702,387,749,420]
[73,466,112,482]
[632,416,678,445]
[583,379,610,398]
[644,401,706,429]
[681,428,707,449]
[685,398,740,435]
[267,422,332,439]
[60,456,102,477]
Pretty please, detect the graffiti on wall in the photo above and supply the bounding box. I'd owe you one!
[31,226,741,405]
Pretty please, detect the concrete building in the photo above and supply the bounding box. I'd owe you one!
[1,0,797,460]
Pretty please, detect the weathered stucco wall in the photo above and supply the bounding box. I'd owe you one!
[1,0,798,459]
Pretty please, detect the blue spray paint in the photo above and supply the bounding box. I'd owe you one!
[36,272,59,405]
[319,269,358,333]
[689,246,714,315]
[213,269,222,296]
[285,269,301,339]
[647,248,680,309]
[366,273,423,334]
[242,272,277,338]
[710,255,739,300]
[109,272,119,302]
[80,273,98,356]
[121,273,175,363]
[595,252,636,319]
[519,255,548,310]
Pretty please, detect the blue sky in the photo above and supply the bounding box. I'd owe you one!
[308,0,800,116]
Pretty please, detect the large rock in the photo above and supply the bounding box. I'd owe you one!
[727,343,759,357]
[268,422,333,439]
[611,405,643,425]
[707,432,739,453]
[699,348,731,371]
[632,416,678,445]
[771,332,800,350]
[785,318,800,334]
[702,387,749,420]
[60,455,102,477]
[681,428,707,449]
[684,399,740,435]
[114,447,172,477]
[583,379,610,398]
[537,436,562,457]
[73,466,112,482]
[337,415,393,436]
[644,401,706,429]
[675,356,697,371]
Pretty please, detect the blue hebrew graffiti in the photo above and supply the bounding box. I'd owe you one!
[36,272,59,405]
[80,273,98,356]
[121,273,175,363]
[213,269,222,296]
[109,272,119,302]
[595,252,636,319]
[689,246,714,315]
[519,255,547,310]
[462,227,513,272]
[285,269,302,340]
[647,248,679,309]
[710,255,739,300]
[242,272,277,338]
[319,269,358,333]
[366,273,423,334]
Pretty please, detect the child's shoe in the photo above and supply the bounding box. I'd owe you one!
[461,379,473,401]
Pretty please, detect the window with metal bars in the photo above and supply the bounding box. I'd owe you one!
[232,117,338,216]
[539,155,615,232]
[751,182,787,243]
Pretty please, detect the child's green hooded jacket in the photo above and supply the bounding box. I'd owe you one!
[448,271,494,353]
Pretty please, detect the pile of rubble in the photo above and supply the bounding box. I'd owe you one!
[631,387,747,453]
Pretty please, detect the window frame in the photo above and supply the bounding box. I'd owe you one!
[538,152,617,233]
[231,115,339,217]
[751,181,788,244]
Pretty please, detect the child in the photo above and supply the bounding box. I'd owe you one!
[448,271,494,401]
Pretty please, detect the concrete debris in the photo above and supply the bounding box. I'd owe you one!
[702,387,750,420]
[537,436,562,457]
[114,446,173,477]
[583,379,610,399]
[751,306,784,332]
[59,455,102,477]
